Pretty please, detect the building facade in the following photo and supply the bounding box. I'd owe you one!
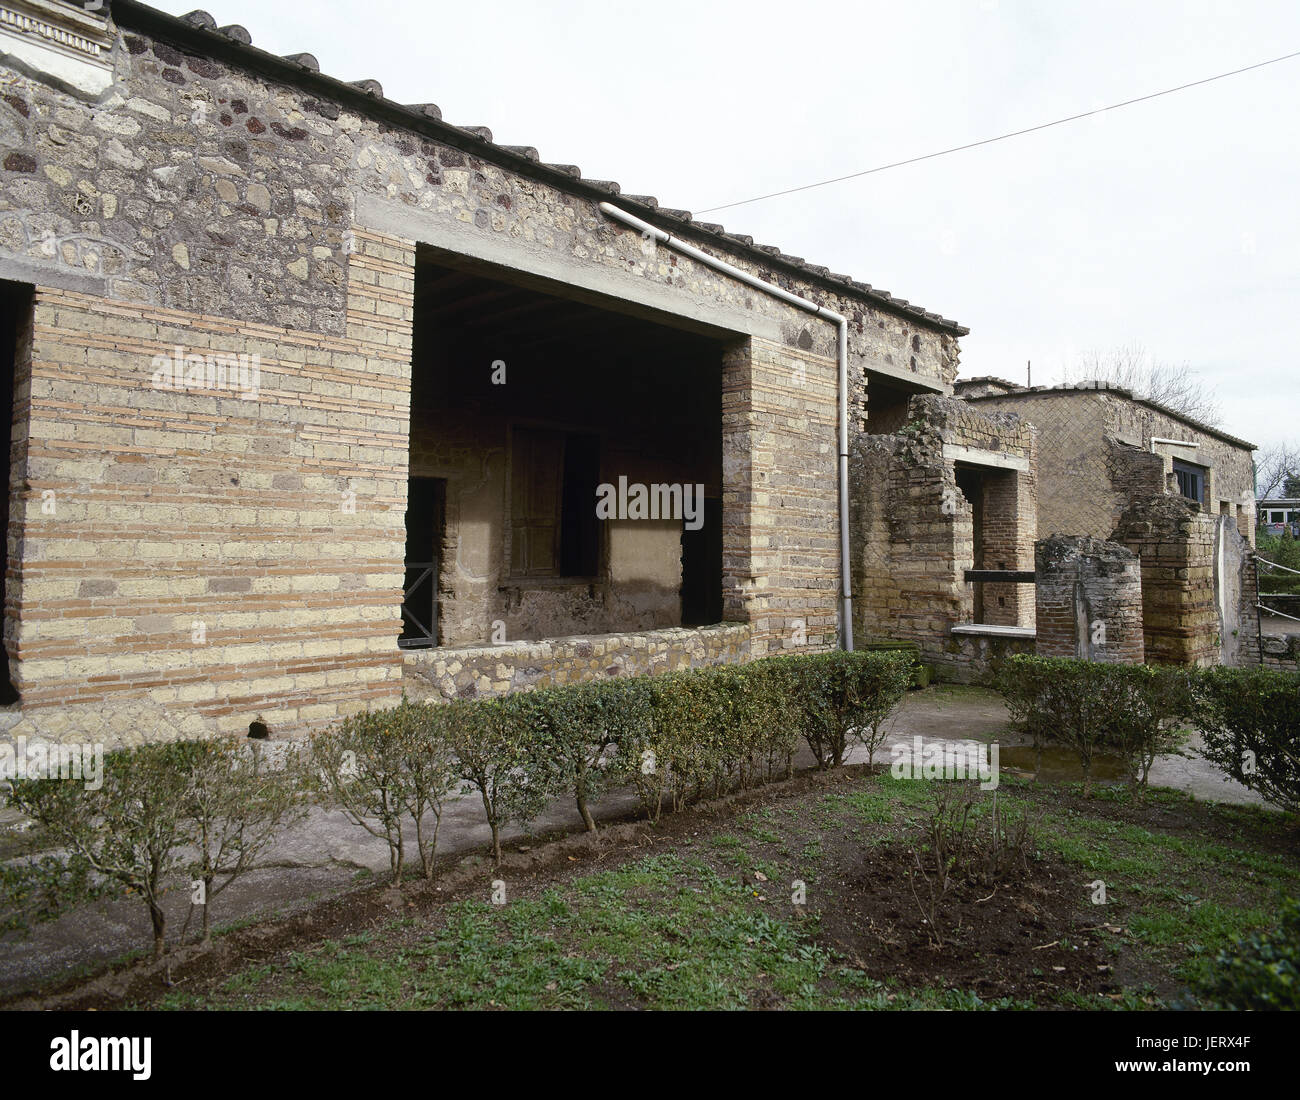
[1,1,988,745]
[952,378,1257,545]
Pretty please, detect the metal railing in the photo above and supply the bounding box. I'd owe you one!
[399,561,438,647]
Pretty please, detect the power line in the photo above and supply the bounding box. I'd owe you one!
[695,49,1300,215]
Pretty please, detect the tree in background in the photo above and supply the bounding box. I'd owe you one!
[1058,343,1222,426]
[1254,441,1299,502]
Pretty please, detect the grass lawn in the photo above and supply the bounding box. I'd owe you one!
[151,767,1299,1011]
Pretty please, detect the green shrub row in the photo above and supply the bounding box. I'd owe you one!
[995,654,1299,807]
[317,650,912,865]
[5,738,307,958]
[2,650,912,958]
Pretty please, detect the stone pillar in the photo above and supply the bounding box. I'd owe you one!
[1034,535,1144,662]
[1112,496,1218,666]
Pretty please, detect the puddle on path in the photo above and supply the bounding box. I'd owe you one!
[999,745,1130,783]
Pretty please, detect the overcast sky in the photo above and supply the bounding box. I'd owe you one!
[149,0,1299,452]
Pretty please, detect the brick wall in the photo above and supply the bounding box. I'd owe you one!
[1113,495,1219,667]
[851,394,1036,679]
[2,228,414,743]
[0,9,963,744]
[956,388,1255,545]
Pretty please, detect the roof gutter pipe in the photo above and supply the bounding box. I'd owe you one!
[597,202,854,650]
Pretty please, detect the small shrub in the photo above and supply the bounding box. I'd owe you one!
[312,697,457,882]
[730,659,801,783]
[445,692,564,864]
[524,680,623,832]
[1200,901,1300,1010]
[1196,665,1300,812]
[907,785,1040,945]
[180,736,311,940]
[779,651,912,769]
[7,743,193,959]
[996,656,1194,794]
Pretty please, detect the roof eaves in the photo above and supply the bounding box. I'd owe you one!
[961,383,1256,451]
[111,1,968,337]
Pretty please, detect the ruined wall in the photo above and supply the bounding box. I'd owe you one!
[1105,394,1256,543]
[850,394,1036,679]
[1113,496,1219,667]
[956,389,1255,546]
[943,630,1036,684]
[403,622,750,702]
[1034,535,1144,663]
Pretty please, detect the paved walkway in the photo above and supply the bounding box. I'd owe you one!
[0,684,1270,996]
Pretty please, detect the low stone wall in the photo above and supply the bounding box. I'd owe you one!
[936,626,1036,684]
[1261,633,1300,672]
[403,623,754,701]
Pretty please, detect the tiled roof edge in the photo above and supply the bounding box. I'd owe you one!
[111,1,968,336]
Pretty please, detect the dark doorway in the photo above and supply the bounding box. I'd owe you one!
[400,477,445,647]
[0,282,29,704]
[681,497,722,626]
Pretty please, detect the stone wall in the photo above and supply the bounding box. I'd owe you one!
[941,628,1036,684]
[954,386,1255,545]
[1,6,962,745]
[1260,632,1300,672]
[403,622,751,702]
[1113,496,1219,667]
[1034,535,1144,663]
[0,9,961,384]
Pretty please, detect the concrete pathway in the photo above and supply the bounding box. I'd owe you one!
[0,684,1272,996]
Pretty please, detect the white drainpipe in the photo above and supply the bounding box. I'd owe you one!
[598,202,854,650]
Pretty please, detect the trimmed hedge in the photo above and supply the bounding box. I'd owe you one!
[2,650,913,954]
[6,738,307,957]
[997,656,1300,807]
[995,655,1196,793]
[1196,665,1300,813]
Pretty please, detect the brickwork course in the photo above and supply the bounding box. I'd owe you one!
[1112,496,1221,668]
[0,2,976,746]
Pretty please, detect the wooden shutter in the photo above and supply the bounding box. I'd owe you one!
[511,428,563,575]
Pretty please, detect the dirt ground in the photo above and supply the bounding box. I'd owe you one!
[6,757,1295,1011]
